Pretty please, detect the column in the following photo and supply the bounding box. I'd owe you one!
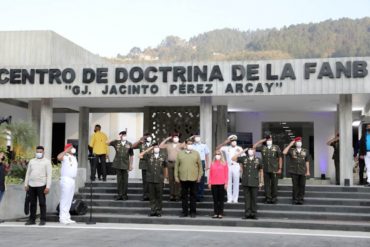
[200,97,213,154]
[338,94,353,186]
[27,100,41,144]
[213,105,228,150]
[78,107,90,179]
[39,99,53,159]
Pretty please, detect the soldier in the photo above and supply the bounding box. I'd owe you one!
[133,132,153,201]
[109,131,134,200]
[140,143,168,217]
[283,137,311,205]
[159,132,183,201]
[253,135,282,204]
[216,135,243,203]
[232,145,263,220]
[327,133,340,185]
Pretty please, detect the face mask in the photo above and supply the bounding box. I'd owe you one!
[121,136,127,141]
[266,140,272,146]
[146,137,152,142]
[71,148,76,154]
[231,141,237,147]
[173,137,179,143]
[248,150,254,157]
[153,147,160,153]
[296,142,302,148]
[187,145,193,151]
[36,153,43,159]
[194,137,201,143]
[215,155,221,160]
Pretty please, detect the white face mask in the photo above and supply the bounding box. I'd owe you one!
[194,137,201,143]
[71,148,76,154]
[187,144,193,151]
[296,142,302,148]
[36,153,43,159]
[153,147,160,153]
[231,141,237,147]
[146,137,152,142]
[215,154,221,160]
[121,136,127,141]
[247,150,254,157]
[173,137,179,143]
[266,140,272,146]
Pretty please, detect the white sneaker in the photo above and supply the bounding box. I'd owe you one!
[227,200,232,203]
[67,219,76,224]
[59,220,70,225]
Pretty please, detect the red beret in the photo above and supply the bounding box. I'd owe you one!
[64,143,73,151]
[294,137,302,142]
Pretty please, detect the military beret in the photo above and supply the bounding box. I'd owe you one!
[294,137,302,142]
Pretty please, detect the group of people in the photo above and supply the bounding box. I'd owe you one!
[90,123,314,220]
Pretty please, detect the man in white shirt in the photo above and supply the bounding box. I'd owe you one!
[57,144,78,225]
[24,146,52,226]
[216,135,244,203]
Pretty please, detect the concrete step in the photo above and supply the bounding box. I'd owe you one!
[45,213,370,232]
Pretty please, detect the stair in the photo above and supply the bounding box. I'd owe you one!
[46,179,370,231]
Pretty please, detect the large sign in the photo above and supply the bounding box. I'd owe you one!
[0,58,369,98]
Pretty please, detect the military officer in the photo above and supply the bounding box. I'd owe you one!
[253,135,282,204]
[109,131,134,200]
[327,134,340,185]
[140,143,168,217]
[232,145,263,220]
[283,137,311,205]
[133,132,153,201]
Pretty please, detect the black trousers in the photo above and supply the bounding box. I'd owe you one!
[264,172,278,201]
[28,185,46,222]
[91,154,106,180]
[211,185,225,215]
[359,158,366,184]
[334,159,340,185]
[243,186,258,216]
[291,174,306,202]
[180,181,197,215]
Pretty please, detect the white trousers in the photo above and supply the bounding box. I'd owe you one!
[227,164,240,202]
[59,176,76,222]
[365,152,370,183]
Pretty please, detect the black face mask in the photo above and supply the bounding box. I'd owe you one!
[1,156,5,161]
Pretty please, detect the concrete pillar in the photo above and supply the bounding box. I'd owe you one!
[338,94,353,186]
[213,105,228,151]
[78,107,90,178]
[200,97,213,154]
[39,99,53,159]
[27,100,41,144]
[143,107,150,134]
[335,104,339,134]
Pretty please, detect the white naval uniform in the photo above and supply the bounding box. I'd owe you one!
[220,145,244,203]
[59,153,78,223]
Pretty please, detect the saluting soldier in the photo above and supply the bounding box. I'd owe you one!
[327,133,340,185]
[140,143,168,217]
[109,131,134,201]
[232,145,263,220]
[133,132,153,201]
[254,134,282,204]
[283,137,311,205]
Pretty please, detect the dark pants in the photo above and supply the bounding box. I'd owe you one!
[197,161,206,200]
[116,169,128,197]
[211,185,225,215]
[148,182,163,214]
[28,185,46,222]
[141,170,149,198]
[264,172,278,202]
[291,174,306,202]
[0,190,4,202]
[168,165,181,199]
[180,181,197,215]
[359,159,366,184]
[334,159,340,185]
[91,154,106,180]
[243,186,258,216]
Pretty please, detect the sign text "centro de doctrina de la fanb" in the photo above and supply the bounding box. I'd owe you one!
[0,58,369,98]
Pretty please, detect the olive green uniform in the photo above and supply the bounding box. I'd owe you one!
[110,140,134,199]
[138,143,152,199]
[287,148,310,204]
[146,152,167,215]
[330,141,340,185]
[237,156,263,217]
[258,145,282,203]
